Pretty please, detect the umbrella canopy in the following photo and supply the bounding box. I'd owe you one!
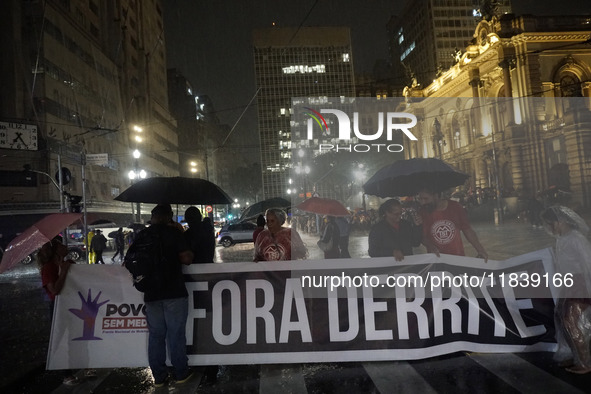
[0,213,82,273]
[296,197,350,217]
[239,197,291,220]
[363,158,469,197]
[114,176,232,205]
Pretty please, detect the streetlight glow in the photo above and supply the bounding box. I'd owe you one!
[134,136,142,143]
[133,125,143,132]
[133,149,141,159]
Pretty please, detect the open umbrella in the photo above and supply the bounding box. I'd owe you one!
[363,158,469,197]
[114,176,232,205]
[239,197,291,220]
[0,213,82,273]
[296,197,350,217]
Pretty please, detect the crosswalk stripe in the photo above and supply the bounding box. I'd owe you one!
[363,361,438,394]
[469,353,586,394]
[260,364,308,394]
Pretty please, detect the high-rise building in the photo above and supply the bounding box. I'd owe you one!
[0,0,179,224]
[388,0,512,89]
[253,27,356,198]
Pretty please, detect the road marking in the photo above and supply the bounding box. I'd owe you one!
[469,353,585,393]
[363,361,437,394]
[260,364,307,394]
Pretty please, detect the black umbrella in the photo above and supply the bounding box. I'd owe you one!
[363,158,469,197]
[239,197,291,220]
[114,177,232,205]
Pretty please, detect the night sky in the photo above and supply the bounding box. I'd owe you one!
[162,0,591,148]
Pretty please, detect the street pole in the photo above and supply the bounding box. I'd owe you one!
[134,158,141,222]
[81,152,89,264]
[491,130,504,224]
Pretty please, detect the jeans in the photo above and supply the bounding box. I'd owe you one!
[145,297,189,381]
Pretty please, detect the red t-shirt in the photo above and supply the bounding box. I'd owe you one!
[421,200,470,256]
[41,262,59,301]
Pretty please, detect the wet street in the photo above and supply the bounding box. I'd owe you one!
[2,220,591,393]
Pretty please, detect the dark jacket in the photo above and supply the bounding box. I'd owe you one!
[320,220,341,258]
[368,219,421,258]
[142,223,191,302]
[90,234,107,252]
[184,222,215,263]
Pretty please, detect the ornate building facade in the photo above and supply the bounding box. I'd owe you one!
[402,14,591,209]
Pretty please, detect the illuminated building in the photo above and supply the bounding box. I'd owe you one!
[402,14,591,210]
[253,27,356,198]
[388,0,512,88]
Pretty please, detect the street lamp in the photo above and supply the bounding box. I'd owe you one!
[129,148,146,222]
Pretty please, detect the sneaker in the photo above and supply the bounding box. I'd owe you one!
[63,375,80,386]
[154,376,169,388]
[85,369,97,377]
[175,371,194,384]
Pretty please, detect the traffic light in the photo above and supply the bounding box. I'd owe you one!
[66,194,83,213]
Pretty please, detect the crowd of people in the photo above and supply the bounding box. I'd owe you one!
[38,191,591,387]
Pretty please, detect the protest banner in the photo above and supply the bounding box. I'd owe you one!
[47,249,558,369]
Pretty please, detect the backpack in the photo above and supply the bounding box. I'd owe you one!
[123,228,167,292]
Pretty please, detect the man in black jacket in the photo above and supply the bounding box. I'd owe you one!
[141,204,194,387]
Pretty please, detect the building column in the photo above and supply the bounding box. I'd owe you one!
[499,58,515,124]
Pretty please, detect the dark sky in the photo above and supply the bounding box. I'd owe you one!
[162,0,591,147]
[163,0,398,147]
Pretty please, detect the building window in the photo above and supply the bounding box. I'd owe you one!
[560,74,582,97]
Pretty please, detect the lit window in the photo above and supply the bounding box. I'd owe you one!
[280,108,286,115]
[342,53,350,62]
[398,34,404,44]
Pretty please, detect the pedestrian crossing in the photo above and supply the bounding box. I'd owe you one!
[48,352,591,393]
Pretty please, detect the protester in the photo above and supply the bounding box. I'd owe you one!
[37,237,87,385]
[418,188,488,262]
[528,194,544,228]
[111,227,125,263]
[184,206,215,264]
[90,230,108,264]
[335,216,351,258]
[254,208,307,262]
[318,215,340,259]
[253,214,266,243]
[541,205,591,374]
[139,204,194,387]
[368,199,422,261]
[86,229,95,264]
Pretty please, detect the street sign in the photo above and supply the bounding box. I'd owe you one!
[86,153,109,166]
[205,205,213,213]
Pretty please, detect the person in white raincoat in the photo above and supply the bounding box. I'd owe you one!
[541,205,591,374]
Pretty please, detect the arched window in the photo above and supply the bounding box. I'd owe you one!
[560,73,582,97]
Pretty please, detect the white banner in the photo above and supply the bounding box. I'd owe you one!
[47,249,559,369]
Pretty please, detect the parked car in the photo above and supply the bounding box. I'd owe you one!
[217,221,257,247]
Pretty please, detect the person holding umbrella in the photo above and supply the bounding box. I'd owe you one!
[318,216,341,259]
[38,236,84,385]
[541,205,591,374]
[368,199,422,261]
[418,187,488,262]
